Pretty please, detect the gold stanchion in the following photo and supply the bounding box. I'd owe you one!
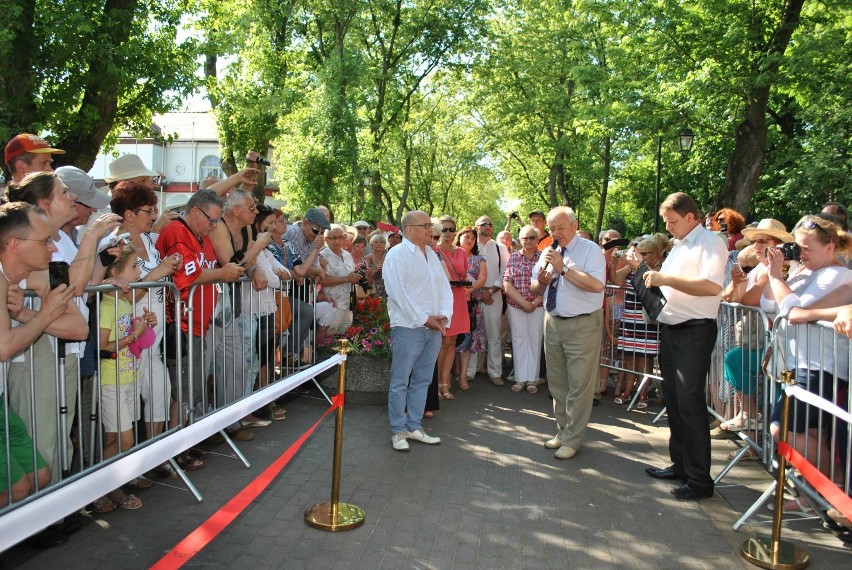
[304,339,366,531]
[741,370,809,569]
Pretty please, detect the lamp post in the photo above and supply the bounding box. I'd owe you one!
[653,128,695,233]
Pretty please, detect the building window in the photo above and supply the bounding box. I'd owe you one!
[199,155,223,181]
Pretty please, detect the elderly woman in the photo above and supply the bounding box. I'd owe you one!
[610,233,670,407]
[363,233,388,298]
[317,224,361,337]
[503,225,545,393]
[454,226,487,391]
[719,219,794,436]
[766,215,851,505]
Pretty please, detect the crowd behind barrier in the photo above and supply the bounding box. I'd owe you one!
[0,276,326,549]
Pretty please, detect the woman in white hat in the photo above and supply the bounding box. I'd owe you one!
[719,219,794,436]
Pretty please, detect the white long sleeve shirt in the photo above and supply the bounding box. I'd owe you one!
[383,238,453,329]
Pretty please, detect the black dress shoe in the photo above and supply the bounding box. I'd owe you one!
[52,513,83,535]
[670,484,714,500]
[23,528,68,549]
[645,465,687,481]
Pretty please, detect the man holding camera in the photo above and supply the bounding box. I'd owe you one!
[642,192,727,500]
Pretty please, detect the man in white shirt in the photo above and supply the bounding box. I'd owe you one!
[531,207,605,460]
[383,211,453,451]
[642,192,726,500]
[470,215,510,385]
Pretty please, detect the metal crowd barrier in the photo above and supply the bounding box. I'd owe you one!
[1,275,326,550]
[600,284,664,416]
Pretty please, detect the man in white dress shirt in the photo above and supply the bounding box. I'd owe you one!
[383,211,453,451]
[531,207,605,460]
[642,192,726,500]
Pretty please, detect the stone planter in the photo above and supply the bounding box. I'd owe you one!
[317,354,391,405]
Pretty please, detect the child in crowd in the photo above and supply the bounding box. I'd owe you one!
[90,245,157,513]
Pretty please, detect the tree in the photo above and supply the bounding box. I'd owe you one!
[0,0,199,174]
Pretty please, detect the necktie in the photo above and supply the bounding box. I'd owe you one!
[546,278,558,312]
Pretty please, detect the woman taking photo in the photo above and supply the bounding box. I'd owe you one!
[433,215,470,400]
[766,215,851,500]
[503,225,544,393]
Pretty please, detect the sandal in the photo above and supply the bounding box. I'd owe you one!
[266,402,287,421]
[176,454,205,471]
[614,395,628,405]
[511,382,524,392]
[124,477,154,491]
[526,383,538,394]
[768,496,814,516]
[145,462,178,479]
[636,399,648,409]
[439,384,454,400]
[726,447,760,461]
[90,496,118,514]
[423,410,434,419]
[108,490,142,510]
[458,377,469,391]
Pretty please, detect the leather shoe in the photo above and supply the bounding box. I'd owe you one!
[670,484,714,500]
[51,513,83,535]
[23,528,68,549]
[645,465,687,481]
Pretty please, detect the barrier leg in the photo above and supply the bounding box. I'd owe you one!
[305,340,365,531]
[740,373,809,569]
[167,457,203,502]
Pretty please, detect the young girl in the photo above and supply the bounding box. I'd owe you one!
[91,245,157,512]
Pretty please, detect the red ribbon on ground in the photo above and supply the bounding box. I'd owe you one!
[150,394,344,570]
[777,441,852,521]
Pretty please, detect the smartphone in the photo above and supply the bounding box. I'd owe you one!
[48,261,70,290]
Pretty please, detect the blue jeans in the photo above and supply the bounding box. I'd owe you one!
[388,326,441,434]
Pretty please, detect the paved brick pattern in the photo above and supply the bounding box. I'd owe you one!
[2,373,847,569]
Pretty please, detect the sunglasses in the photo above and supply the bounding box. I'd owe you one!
[741,265,755,274]
[802,218,830,238]
[442,227,457,233]
[476,222,493,227]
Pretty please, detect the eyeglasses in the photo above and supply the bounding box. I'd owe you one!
[242,203,257,212]
[476,222,493,227]
[13,235,54,248]
[136,207,158,216]
[520,236,538,241]
[600,236,613,242]
[409,223,433,230]
[637,251,653,256]
[441,227,457,233]
[195,206,222,226]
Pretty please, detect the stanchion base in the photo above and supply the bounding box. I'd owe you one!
[740,538,809,570]
[304,502,365,532]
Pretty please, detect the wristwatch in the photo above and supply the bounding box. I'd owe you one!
[560,266,570,277]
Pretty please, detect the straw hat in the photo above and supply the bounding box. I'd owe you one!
[741,219,793,243]
[104,154,159,183]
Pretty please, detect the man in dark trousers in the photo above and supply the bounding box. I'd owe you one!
[642,192,727,500]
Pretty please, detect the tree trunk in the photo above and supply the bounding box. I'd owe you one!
[596,137,611,236]
[715,0,805,215]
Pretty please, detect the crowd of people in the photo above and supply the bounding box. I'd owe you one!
[1,130,851,548]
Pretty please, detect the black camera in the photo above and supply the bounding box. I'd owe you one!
[248,156,271,166]
[356,268,372,291]
[775,242,801,262]
[511,212,520,220]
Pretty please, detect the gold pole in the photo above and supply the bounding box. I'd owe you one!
[304,339,366,531]
[740,370,809,569]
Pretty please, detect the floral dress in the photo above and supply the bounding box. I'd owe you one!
[456,254,486,353]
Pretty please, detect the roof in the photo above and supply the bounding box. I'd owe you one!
[152,112,219,143]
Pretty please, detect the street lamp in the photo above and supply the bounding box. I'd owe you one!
[653,128,696,233]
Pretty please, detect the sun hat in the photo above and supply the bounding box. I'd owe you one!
[104,154,159,183]
[165,193,190,211]
[353,220,371,229]
[5,134,64,164]
[741,219,793,243]
[55,166,111,209]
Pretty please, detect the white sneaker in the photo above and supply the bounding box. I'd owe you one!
[544,436,561,449]
[391,432,409,451]
[406,428,441,445]
[554,446,578,460]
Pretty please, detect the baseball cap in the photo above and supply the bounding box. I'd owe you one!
[5,134,65,164]
[304,207,331,230]
[55,166,111,209]
[528,210,546,219]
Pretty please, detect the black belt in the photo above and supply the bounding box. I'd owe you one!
[664,318,715,330]
[549,312,593,320]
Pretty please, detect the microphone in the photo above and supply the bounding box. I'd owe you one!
[542,241,560,273]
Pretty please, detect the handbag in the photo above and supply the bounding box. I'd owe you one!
[467,299,478,329]
[275,290,293,335]
[212,283,233,328]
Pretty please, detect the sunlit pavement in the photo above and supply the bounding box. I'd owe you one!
[3,373,849,569]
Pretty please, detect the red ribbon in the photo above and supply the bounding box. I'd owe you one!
[150,394,343,570]
[777,441,852,521]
